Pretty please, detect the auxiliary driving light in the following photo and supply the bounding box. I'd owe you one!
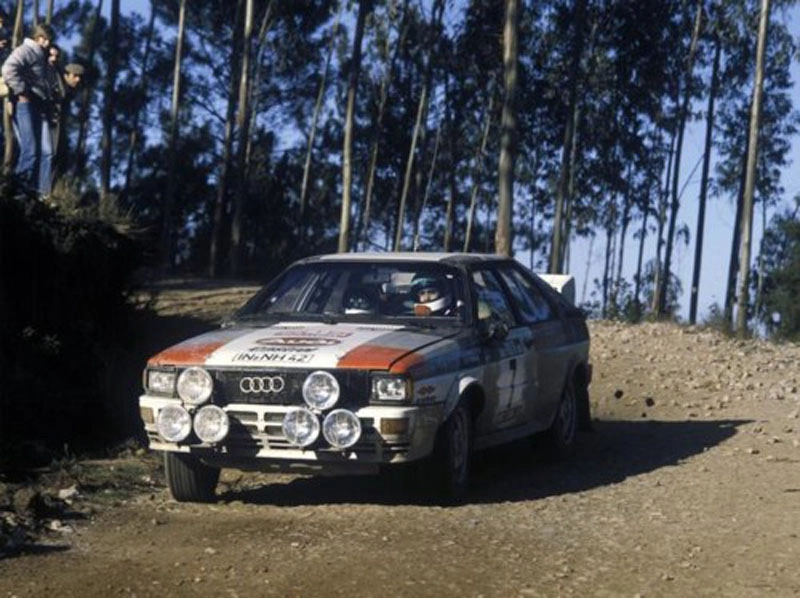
[193,405,230,444]
[176,367,213,405]
[302,371,340,410]
[282,408,321,447]
[322,409,362,449]
[156,404,192,442]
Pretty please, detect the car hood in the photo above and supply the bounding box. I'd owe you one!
[147,321,458,373]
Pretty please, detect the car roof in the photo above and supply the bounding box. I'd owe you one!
[298,252,508,266]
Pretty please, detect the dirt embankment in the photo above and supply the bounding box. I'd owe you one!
[2,284,800,597]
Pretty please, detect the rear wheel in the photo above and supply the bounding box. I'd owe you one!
[164,452,220,503]
[544,378,577,460]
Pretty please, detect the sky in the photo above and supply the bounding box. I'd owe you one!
[113,1,799,323]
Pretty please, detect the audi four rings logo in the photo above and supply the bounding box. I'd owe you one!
[239,376,286,394]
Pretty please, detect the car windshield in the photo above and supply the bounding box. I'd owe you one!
[234,261,465,325]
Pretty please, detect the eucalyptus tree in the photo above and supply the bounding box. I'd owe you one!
[713,0,797,330]
[495,0,519,257]
[99,0,119,202]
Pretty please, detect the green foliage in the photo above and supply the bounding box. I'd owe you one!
[0,180,141,469]
[756,204,800,341]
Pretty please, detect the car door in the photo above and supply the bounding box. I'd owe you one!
[495,264,568,431]
[469,267,532,433]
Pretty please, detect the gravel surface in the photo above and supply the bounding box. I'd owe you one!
[2,288,800,597]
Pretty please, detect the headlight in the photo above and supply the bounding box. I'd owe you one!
[146,370,175,395]
[371,375,409,402]
[302,371,340,410]
[322,409,362,449]
[193,405,230,444]
[282,408,321,447]
[177,367,213,405]
[156,404,192,442]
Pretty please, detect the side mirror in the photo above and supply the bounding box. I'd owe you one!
[478,314,509,343]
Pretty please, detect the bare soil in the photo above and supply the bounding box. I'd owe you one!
[2,282,800,597]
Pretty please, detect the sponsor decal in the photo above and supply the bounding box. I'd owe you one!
[233,351,314,364]
[417,385,436,397]
[255,337,341,347]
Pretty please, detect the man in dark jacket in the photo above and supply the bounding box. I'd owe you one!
[1,24,56,198]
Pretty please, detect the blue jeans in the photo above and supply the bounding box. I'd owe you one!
[13,100,53,196]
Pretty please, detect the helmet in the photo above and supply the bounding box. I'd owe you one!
[411,274,451,315]
[343,286,375,314]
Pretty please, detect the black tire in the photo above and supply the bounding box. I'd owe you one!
[544,377,578,460]
[164,452,220,503]
[422,401,473,503]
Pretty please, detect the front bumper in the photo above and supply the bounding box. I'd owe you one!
[139,395,442,470]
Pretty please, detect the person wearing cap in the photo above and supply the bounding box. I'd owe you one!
[1,23,57,198]
[47,56,84,186]
[63,63,84,88]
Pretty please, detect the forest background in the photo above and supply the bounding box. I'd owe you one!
[2,0,800,461]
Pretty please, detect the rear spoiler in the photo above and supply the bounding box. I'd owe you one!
[537,274,576,306]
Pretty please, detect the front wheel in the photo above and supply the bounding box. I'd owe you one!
[164,452,220,503]
[423,402,473,502]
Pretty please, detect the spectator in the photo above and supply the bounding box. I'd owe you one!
[1,23,56,198]
[49,58,84,185]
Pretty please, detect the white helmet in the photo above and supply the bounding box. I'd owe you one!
[411,275,451,316]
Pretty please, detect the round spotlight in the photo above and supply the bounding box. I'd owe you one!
[302,371,340,410]
[156,404,192,442]
[177,367,213,405]
[282,408,321,447]
[322,409,362,449]
[193,405,230,444]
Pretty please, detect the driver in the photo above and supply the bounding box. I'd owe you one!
[411,274,452,316]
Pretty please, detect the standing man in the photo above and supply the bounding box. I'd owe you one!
[1,24,56,199]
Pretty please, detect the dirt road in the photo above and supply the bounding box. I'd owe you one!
[2,291,800,597]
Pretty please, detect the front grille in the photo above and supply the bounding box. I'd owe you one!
[210,369,370,409]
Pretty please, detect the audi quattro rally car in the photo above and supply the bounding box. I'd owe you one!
[139,253,592,502]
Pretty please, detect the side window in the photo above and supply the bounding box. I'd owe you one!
[471,268,516,327]
[498,265,553,324]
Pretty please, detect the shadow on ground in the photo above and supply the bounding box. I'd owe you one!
[217,418,749,507]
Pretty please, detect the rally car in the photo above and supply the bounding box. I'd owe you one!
[139,253,592,502]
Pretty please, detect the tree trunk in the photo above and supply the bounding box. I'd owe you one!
[243,1,276,183]
[158,0,187,269]
[121,1,157,205]
[444,77,456,252]
[338,0,370,253]
[495,0,519,257]
[3,0,24,173]
[657,0,703,316]
[735,0,771,336]
[412,122,441,251]
[229,0,254,275]
[394,84,427,251]
[99,0,120,202]
[689,29,721,324]
[45,0,53,24]
[463,96,494,252]
[550,0,585,272]
[358,0,410,250]
[613,165,633,310]
[209,0,245,277]
[299,1,341,220]
[650,126,677,313]
[74,0,104,178]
